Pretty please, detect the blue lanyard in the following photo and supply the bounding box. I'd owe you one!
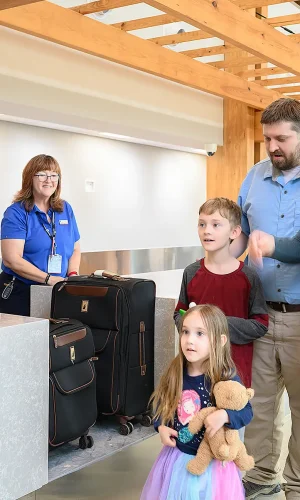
[36,211,57,254]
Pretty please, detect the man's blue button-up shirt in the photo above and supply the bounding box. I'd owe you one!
[238,158,300,303]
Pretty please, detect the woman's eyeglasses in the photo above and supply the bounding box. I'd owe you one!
[34,173,59,182]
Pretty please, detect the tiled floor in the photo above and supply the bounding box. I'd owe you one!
[21,417,291,500]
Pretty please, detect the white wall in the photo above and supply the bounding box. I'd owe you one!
[0,121,206,253]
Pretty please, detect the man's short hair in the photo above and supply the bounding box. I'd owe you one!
[261,98,300,134]
[199,197,242,228]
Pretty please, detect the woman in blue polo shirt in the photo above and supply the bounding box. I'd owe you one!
[0,154,80,316]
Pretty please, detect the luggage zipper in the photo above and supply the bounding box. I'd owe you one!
[139,321,147,376]
[52,327,86,347]
[70,346,75,364]
[52,335,76,363]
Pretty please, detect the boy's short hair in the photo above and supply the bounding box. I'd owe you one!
[199,197,242,228]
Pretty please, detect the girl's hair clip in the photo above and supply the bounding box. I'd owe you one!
[179,303,197,316]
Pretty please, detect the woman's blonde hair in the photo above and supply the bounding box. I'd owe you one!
[13,154,63,212]
[151,304,236,426]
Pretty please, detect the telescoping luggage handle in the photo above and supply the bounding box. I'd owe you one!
[93,270,129,282]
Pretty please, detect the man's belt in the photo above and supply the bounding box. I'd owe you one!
[266,301,300,313]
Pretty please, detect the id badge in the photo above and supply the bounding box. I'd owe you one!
[48,254,62,274]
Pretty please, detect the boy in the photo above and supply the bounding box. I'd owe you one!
[174,197,268,387]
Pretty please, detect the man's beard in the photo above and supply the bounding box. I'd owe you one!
[270,146,300,171]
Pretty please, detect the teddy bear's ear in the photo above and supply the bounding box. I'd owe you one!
[246,388,255,400]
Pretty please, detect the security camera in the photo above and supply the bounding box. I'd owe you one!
[204,143,218,157]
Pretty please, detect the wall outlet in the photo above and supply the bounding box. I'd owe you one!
[85,179,95,192]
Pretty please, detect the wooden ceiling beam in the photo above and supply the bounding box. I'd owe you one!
[71,0,293,15]
[279,85,300,93]
[145,0,300,77]
[113,14,178,31]
[236,67,290,78]
[71,0,141,15]
[285,94,300,99]
[0,1,283,110]
[0,0,41,10]
[180,44,237,58]
[233,0,291,8]
[290,34,300,43]
[149,30,213,46]
[211,55,264,69]
[268,14,300,27]
[259,76,300,86]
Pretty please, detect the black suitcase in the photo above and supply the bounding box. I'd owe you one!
[51,272,155,435]
[49,318,97,448]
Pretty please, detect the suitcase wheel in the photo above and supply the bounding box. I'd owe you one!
[141,414,152,427]
[79,435,94,449]
[119,421,134,436]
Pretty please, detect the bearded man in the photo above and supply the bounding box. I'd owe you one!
[230,98,300,500]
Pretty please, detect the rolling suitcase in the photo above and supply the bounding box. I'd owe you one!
[51,271,155,435]
[49,318,97,448]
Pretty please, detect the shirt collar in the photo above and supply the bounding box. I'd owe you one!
[33,204,52,214]
[263,161,300,182]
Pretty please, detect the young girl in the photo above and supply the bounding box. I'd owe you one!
[141,304,253,500]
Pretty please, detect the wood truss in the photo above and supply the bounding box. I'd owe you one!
[1,0,300,109]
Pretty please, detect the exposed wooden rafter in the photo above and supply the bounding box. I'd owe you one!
[268,14,300,27]
[145,0,300,76]
[72,0,293,15]
[113,14,178,31]
[181,44,236,58]
[0,0,41,10]
[259,76,300,86]
[279,85,300,93]
[149,30,213,46]
[212,55,264,69]
[236,67,290,78]
[285,94,300,99]
[233,0,291,7]
[71,0,141,15]
[0,1,283,110]
[151,30,300,49]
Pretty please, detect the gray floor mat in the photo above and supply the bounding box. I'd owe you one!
[48,420,155,482]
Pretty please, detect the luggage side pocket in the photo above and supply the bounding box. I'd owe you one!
[49,360,97,446]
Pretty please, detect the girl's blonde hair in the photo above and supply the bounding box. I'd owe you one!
[151,304,236,426]
[13,154,63,212]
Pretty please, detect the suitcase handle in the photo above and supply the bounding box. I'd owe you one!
[93,270,129,282]
[93,269,119,279]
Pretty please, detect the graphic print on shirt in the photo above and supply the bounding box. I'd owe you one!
[177,389,201,426]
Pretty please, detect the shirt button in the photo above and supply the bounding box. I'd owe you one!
[278,288,281,292]
[281,214,284,218]
[284,190,288,194]
[277,264,280,268]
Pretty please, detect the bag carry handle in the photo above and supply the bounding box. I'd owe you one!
[93,270,130,282]
[93,269,119,279]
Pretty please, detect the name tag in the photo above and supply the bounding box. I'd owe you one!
[48,254,62,274]
[59,220,69,225]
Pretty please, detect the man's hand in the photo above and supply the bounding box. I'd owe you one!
[158,425,178,447]
[248,230,275,269]
[204,409,229,439]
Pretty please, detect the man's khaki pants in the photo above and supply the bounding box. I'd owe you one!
[244,306,300,498]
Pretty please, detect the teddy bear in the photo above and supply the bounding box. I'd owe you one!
[178,380,255,476]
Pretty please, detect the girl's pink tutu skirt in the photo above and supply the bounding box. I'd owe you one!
[141,445,245,500]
